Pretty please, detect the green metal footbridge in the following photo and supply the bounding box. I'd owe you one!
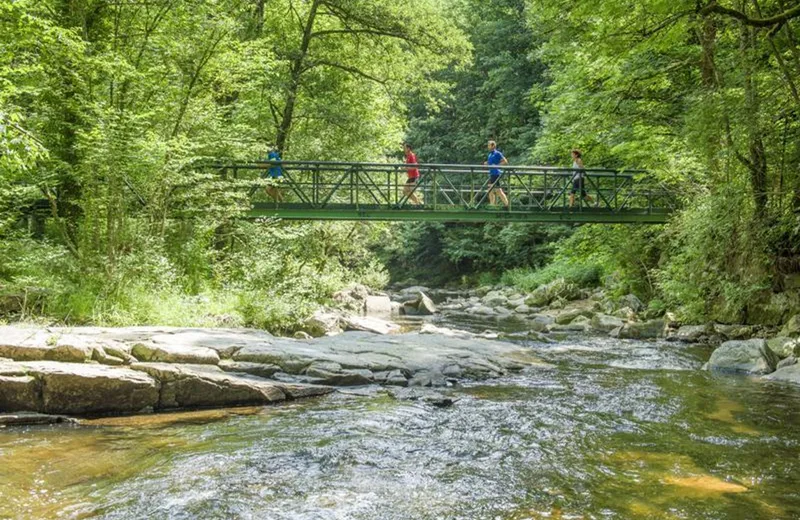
[208,160,676,224]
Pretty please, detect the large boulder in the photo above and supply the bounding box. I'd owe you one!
[529,314,555,332]
[779,314,800,337]
[524,278,578,307]
[766,337,799,358]
[555,308,594,325]
[673,324,715,343]
[591,314,624,333]
[618,294,645,312]
[403,291,437,316]
[482,290,509,308]
[364,295,393,316]
[616,319,665,339]
[705,339,779,375]
[302,309,343,337]
[332,284,370,312]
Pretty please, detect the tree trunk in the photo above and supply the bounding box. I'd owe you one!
[275,0,321,153]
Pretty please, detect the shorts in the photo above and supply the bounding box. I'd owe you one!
[489,174,501,188]
[406,177,419,185]
[571,177,586,196]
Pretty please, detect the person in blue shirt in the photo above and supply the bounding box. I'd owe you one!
[262,147,283,202]
[483,140,509,208]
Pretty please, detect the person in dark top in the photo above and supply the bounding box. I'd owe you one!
[569,149,593,208]
[403,143,422,205]
[483,140,509,208]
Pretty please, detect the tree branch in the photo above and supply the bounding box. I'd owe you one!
[701,0,800,27]
[304,60,387,84]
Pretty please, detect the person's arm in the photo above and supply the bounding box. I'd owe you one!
[575,158,584,169]
[500,157,509,165]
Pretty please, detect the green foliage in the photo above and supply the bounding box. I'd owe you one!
[656,187,771,322]
[380,222,572,285]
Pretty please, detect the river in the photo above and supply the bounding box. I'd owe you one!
[2,315,800,519]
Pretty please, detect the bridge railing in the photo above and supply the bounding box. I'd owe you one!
[208,160,676,214]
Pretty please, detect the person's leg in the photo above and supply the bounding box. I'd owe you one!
[498,188,509,208]
[406,180,421,204]
[569,192,576,207]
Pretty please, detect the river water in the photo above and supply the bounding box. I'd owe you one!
[2,317,800,519]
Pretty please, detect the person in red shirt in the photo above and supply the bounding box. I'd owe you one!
[403,143,422,205]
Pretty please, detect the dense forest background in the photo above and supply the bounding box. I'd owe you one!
[3,0,800,330]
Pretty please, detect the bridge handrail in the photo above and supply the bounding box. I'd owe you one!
[207,160,647,178]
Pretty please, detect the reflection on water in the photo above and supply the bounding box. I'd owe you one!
[2,333,800,519]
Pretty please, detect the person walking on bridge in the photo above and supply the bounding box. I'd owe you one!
[403,143,422,205]
[484,140,509,208]
[569,149,593,208]
[262,147,283,203]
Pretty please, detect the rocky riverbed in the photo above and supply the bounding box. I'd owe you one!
[0,325,547,418]
[3,279,800,422]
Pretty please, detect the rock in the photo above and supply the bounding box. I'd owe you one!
[408,370,447,387]
[0,373,40,412]
[777,356,797,369]
[746,291,800,326]
[529,314,555,332]
[131,363,297,409]
[674,324,715,343]
[555,308,593,325]
[618,294,644,312]
[469,305,496,316]
[766,337,799,358]
[712,324,752,340]
[332,284,370,312]
[618,319,665,339]
[374,369,408,386]
[402,291,437,316]
[0,361,160,415]
[420,323,473,339]
[514,304,533,314]
[613,306,637,321]
[779,314,800,337]
[0,412,78,427]
[218,359,282,378]
[475,285,493,297]
[591,314,624,333]
[341,315,400,335]
[364,295,393,316]
[304,361,374,386]
[524,279,577,307]
[302,309,343,337]
[131,342,220,365]
[764,363,800,384]
[783,274,800,291]
[609,326,623,338]
[706,339,779,375]
[482,290,508,307]
[400,285,431,296]
[294,331,312,340]
[548,318,591,333]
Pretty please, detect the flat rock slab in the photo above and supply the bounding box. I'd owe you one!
[234,331,549,387]
[0,326,548,404]
[1,361,160,415]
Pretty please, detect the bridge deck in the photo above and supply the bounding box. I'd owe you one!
[208,160,676,224]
